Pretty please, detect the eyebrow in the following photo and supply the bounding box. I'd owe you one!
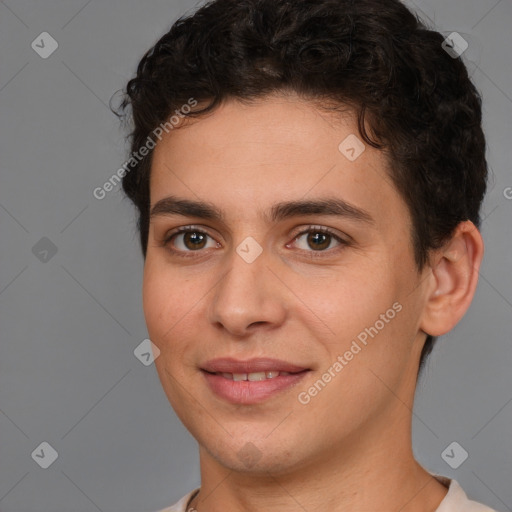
[149,195,374,225]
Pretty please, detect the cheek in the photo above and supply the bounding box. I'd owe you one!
[142,258,213,378]
[303,264,396,337]
[294,308,414,434]
[143,262,197,405]
[142,263,166,339]
[142,260,190,346]
[306,262,414,385]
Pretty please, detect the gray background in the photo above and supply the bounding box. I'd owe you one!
[0,0,510,511]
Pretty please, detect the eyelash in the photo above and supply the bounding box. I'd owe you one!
[161,225,349,259]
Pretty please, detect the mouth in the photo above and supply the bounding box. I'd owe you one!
[200,358,310,404]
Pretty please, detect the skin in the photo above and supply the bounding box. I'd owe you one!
[143,93,484,512]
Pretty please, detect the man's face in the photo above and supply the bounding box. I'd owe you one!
[143,94,429,474]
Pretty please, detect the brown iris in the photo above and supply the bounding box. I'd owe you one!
[307,232,331,250]
[183,232,207,250]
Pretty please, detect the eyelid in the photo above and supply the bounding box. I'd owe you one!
[163,224,213,242]
[289,224,350,242]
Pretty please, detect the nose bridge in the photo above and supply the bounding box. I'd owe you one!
[209,242,285,334]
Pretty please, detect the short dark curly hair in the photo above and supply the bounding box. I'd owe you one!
[114,0,488,374]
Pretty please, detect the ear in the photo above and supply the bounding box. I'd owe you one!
[420,220,484,337]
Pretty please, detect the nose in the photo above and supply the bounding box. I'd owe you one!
[208,244,288,338]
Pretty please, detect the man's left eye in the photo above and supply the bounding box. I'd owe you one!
[291,229,346,252]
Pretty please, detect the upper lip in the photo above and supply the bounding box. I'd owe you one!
[201,357,309,374]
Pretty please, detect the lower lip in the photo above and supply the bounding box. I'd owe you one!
[202,370,309,405]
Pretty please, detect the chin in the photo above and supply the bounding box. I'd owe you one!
[197,430,308,475]
[211,447,299,475]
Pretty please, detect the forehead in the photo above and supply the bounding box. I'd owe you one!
[149,95,406,229]
[153,95,357,171]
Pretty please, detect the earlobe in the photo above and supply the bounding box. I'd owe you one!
[420,221,484,337]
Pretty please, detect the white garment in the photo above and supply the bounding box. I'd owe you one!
[157,475,498,512]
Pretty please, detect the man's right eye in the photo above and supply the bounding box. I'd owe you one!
[164,227,219,254]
